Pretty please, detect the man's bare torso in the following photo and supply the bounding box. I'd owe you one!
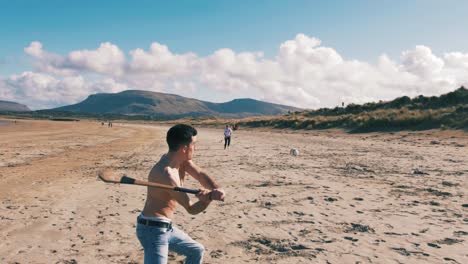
[141,154,187,219]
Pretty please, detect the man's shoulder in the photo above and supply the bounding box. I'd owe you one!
[150,163,172,181]
[181,159,195,168]
[154,169,179,188]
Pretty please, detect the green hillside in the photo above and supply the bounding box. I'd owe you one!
[236,87,468,132]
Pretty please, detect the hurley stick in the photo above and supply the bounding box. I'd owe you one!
[98,169,200,194]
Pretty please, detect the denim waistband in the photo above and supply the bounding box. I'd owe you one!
[138,213,171,223]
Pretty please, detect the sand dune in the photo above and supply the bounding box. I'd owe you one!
[0,119,466,263]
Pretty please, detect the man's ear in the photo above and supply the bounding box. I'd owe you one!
[181,145,188,154]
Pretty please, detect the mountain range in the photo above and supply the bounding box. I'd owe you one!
[0,100,31,112]
[50,90,301,118]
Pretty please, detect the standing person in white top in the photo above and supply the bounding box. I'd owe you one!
[224,125,233,149]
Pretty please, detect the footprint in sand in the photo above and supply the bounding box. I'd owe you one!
[443,257,461,263]
[434,238,464,245]
[343,236,358,242]
[427,242,441,248]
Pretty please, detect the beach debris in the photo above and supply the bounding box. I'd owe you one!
[290,148,299,156]
[210,249,225,258]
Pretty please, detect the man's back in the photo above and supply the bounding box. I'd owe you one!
[224,127,232,137]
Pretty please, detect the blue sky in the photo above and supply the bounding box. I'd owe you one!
[1,0,468,109]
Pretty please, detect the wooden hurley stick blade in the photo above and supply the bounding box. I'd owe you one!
[98,169,120,183]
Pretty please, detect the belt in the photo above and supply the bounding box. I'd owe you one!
[138,218,172,229]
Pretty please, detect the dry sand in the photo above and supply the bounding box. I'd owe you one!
[0,118,467,264]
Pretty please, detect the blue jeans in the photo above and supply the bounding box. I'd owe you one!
[136,220,205,264]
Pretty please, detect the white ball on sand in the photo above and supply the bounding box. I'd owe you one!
[290,148,299,156]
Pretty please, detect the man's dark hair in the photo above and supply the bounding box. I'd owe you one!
[166,124,198,152]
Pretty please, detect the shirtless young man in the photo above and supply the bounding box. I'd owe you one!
[137,124,225,264]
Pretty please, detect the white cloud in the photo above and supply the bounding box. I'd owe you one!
[4,72,62,109]
[279,34,343,70]
[89,78,128,94]
[24,41,44,58]
[24,42,76,76]
[0,78,14,100]
[444,52,468,69]
[68,42,126,75]
[401,45,444,78]
[0,71,127,109]
[129,43,198,76]
[5,35,468,110]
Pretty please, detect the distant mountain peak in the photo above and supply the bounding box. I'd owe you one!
[50,90,301,118]
[0,100,31,112]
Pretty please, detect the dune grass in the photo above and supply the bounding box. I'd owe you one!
[190,87,468,133]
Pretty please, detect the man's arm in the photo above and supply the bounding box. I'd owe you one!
[182,160,226,201]
[183,160,220,189]
[172,190,211,215]
[167,172,212,215]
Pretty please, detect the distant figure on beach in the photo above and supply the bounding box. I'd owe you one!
[108,122,112,127]
[137,124,225,263]
[101,122,104,126]
[224,125,232,149]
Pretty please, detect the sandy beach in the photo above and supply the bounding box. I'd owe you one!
[0,119,466,264]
